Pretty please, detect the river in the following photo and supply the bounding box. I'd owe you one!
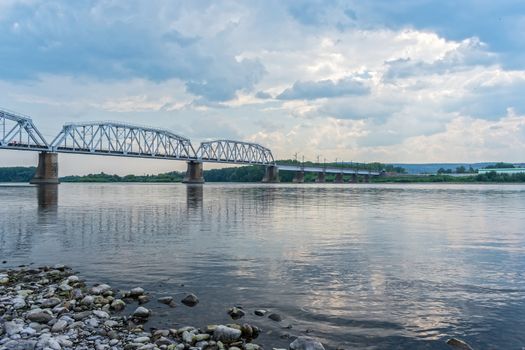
[1,183,524,349]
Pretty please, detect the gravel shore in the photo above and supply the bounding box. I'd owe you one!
[0,265,326,350]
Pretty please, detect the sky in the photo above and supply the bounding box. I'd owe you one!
[1,0,525,175]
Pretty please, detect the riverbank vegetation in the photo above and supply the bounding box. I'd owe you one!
[1,165,524,183]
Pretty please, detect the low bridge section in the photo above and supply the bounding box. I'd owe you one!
[1,108,382,184]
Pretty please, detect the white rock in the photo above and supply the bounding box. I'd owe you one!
[289,337,325,350]
[4,320,24,336]
[91,284,112,295]
[132,306,150,318]
[93,310,110,319]
[12,296,27,309]
[213,325,241,343]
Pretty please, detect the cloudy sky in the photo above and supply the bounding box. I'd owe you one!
[1,0,524,175]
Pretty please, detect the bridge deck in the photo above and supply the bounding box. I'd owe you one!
[277,164,380,175]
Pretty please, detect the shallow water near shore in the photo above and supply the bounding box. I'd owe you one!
[1,183,525,349]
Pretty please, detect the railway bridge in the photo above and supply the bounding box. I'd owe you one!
[1,109,381,184]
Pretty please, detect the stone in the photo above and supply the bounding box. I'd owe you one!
[133,306,150,318]
[158,297,173,305]
[182,330,194,344]
[134,336,150,343]
[181,293,199,307]
[81,295,95,306]
[73,311,92,320]
[289,337,325,350]
[130,287,145,297]
[138,295,150,304]
[244,344,261,350]
[51,319,68,332]
[213,325,242,343]
[93,310,110,319]
[268,313,282,322]
[40,297,61,308]
[12,296,27,309]
[91,284,112,295]
[446,338,474,350]
[4,321,24,336]
[254,309,267,317]
[27,310,53,323]
[228,307,246,320]
[240,324,253,339]
[110,299,126,311]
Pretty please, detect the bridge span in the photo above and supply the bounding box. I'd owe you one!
[1,108,381,184]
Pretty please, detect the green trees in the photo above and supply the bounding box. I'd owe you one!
[0,167,36,182]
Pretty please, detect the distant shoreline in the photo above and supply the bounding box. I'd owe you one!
[1,166,524,184]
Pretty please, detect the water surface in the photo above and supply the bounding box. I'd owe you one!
[1,183,524,349]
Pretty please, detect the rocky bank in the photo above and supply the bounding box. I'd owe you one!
[0,265,325,350]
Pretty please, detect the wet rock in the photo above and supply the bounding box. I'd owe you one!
[228,307,246,320]
[213,325,242,343]
[110,299,126,311]
[446,338,474,350]
[289,337,325,350]
[91,284,112,295]
[181,293,199,307]
[130,287,145,297]
[268,313,282,322]
[254,309,267,317]
[138,295,150,304]
[158,296,173,305]
[133,306,150,318]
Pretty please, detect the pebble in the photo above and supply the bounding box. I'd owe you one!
[254,309,267,316]
[158,296,173,305]
[268,313,283,322]
[181,293,199,307]
[0,265,265,350]
[289,337,325,350]
[133,306,151,318]
[228,307,246,320]
[130,287,145,297]
[446,338,474,350]
[214,325,242,343]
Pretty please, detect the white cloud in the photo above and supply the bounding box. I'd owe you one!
[1,0,525,172]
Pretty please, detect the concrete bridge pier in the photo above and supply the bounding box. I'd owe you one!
[30,152,59,185]
[315,172,326,183]
[364,174,370,183]
[183,161,204,184]
[292,171,305,183]
[334,173,344,183]
[350,174,357,183]
[262,165,280,183]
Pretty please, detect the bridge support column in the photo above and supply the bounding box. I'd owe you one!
[315,172,326,183]
[364,174,370,183]
[183,161,204,184]
[262,165,280,183]
[334,173,344,183]
[350,174,357,183]
[30,152,59,185]
[292,171,305,183]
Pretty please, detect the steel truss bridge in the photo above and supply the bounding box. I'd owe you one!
[1,108,381,183]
